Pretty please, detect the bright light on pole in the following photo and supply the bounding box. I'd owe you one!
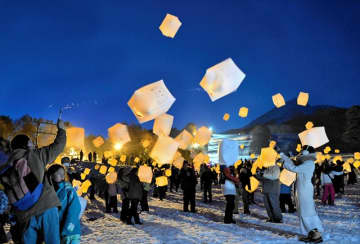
[209,127,213,132]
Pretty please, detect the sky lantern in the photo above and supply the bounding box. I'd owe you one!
[108,167,115,173]
[259,147,278,167]
[245,176,259,193]
[80,173,86,180]
[175,130,193,150]
[108,158,117,167]
[108,123,131,146]
[279,169,296,186]
[104,151,113,159]
[159,13,182,38]
[297,92,309,106]
[66,127,85,149]
[194,126,212,146]
[142,139,151,148]
[92,136,104,148]
[138,165,153,184]
[127,80,176,124]
[95,164,100,170]
[343,162,351,172]
[37,124,57,148]
[305,121,314,130]
[324,146,331,154]
[223,113,230,121]
[134,157,140,163]
[153,113,174,136]
[234,160,242,169]
[199,58,246,102]
[298,127,329,149]
[193,152,210,172]
[156,176,168,187]
[334,149,340,154]
[296,144,302,152]
[173,155,184,169]
[354,161,360,169]
[240,144,245,149]
[120,155,127,163]
[150,136,179,166]
[250,153,256,159]
[332,155,343,164]
[80,180,92,194]
[238,107,248,118]
[355,152,360,160]
[165,169,172,177]
[84,168,91,175]
[105,171,117,184]
[272,93,286,108]
[99,165,108,175]
[72,179,81,189]
[219,139,238,167]
[269,140,276,148]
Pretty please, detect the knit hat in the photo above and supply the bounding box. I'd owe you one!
[11,134,30,150]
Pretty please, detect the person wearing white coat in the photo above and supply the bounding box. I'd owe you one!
[219,139,240,224]
[280,146,323,243]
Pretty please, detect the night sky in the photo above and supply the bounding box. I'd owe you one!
[1,0,359,136]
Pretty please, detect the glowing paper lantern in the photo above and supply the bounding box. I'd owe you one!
[234,160,242,169]
[280,169,296,186]
[193,152,210,171]
[108,167,115,173]
[240,144,245,149]
[92,136,104,148]
[238,107,248,118]
[37,124,57,148]
[250,153,255,159]
[80,173,86,180]
[245,176,259,193]
[175,130,193,150]
[354,161,360,169]
[150,136,179,166]
[297,92,309,106]
[334,149,340,154]
[138,165,153,184]
[120,155,127,163]
[272,93,286,108]
[324,154,331,160]
[298,127,329,149]
[155,176,168,187]
[173,155,184,169]
[269,141,276,148]
[106,172,117,184]
[199,58,246,102]
[84,168,91,175]
[142,139,151,148]
[95,164,100,170]
[305,121,314,130]
[259,147,278,167]
[81,180,92,194]
[159,13,182,38]
[108,123,131,146]
[316,152,325,163]
[218,139,238,167]
[108,158,118,167]
[99,165,108,175]
[251,159,263,175]
[332,155,343,164]
[223,113,230,121]
[153,113,174,136]
[66,127,85,149]
[354,152,360,160]
[346,158,354,164]
[104,151,113,159]
[127,80,176,124]
[194,126,213,146]
[324,146,331,154]
[134,157,140,163]
[165,169,172,177]
[343,163,351,173]
[72,180,81,189]
[296,144,302,152]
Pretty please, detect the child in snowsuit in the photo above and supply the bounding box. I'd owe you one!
[48,164,81,244]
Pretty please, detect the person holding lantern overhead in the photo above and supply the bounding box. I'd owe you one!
[219,139,240,224]
[280,146,323,243]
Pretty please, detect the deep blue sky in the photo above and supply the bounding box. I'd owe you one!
[1,0,359,136]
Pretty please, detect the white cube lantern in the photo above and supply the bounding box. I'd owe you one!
[175,130,193,150]
[150,136,179,166]
[128,80,176,124]
[138,165,153,184]
[238,107,248,118]
[108,123,131,145]
[92,136,105,148]
[279,169,296,186]
[200,58,246,102]
[298,127,329,149]
[66,127,85,149]
[153,113,174,136]
[218,139,239,167]
[194,126,212,146]
[159,13,182,38]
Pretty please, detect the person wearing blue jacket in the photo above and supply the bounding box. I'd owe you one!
[48,164,81,244]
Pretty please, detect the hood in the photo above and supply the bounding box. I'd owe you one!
[0,149,27,172]
[297,153,316,163]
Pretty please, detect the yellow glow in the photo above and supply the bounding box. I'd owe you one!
[114,143,123,151]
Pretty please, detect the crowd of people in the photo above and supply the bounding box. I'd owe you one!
[0,122,358,243]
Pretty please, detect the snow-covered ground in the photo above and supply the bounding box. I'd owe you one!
[81,182,360,244]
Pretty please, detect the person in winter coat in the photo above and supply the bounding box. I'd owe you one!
[79,150,83,162]
[170,166,180,192]
[280,146,324,243]
[117,167,132,223]
[347,164,357,185]
[320,163,336,205]
[126,167,143,225]
[93,152,97,163]
[255,165,283,223]
[0,119,66,244]
[332,160,345,197]
[140,182,150,212]
[48,164,81,244]
[88,152,92,163]
[279,183,296,213]
[201,165,213,203]
[104,181,118,213]
[238,162,252,214]
[180,161,197,212]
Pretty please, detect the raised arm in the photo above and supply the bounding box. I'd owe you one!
[280,153,312,174]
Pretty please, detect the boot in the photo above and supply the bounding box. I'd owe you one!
[299,229,322,243]
[134,214,143,225]
[126,216,134,225]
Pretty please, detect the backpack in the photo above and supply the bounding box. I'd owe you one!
[0,153,43,211]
